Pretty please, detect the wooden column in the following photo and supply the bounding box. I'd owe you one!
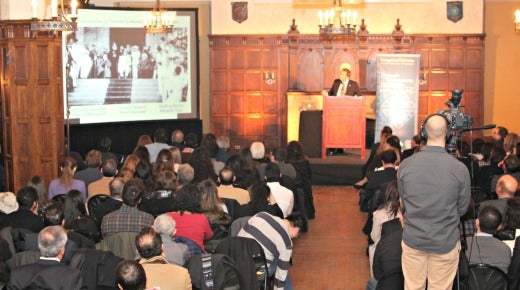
[0,20,64,192]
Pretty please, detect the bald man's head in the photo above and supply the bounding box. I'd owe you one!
[497,174,519,198]
[424,115,449,143]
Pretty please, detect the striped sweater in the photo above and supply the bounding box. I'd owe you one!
[237,212,293,290]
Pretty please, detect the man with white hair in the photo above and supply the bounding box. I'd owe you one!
[325,62,361,97]
[153,214,189,266]
[8,226,83,289]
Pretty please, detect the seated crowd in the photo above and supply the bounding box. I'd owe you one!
[357,125,520,289]
[0,129,313,290]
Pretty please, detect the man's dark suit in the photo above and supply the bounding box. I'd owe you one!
[6,208,45,233]
[24,234,79,265]
[8,258,83,289]
[89,197,122,225]
[327,79,361,96]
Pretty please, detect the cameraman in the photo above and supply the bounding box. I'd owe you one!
[398,114,471,289]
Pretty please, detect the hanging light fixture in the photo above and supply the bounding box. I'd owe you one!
[515,9,520,34]
[144,0,176,34]
[31,0,78,32]
[318,0,360,36]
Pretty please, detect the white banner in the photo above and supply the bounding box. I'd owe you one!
[375,54,420,148]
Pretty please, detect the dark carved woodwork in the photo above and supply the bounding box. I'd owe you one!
[0,20,65,191]
[209,34,485,149]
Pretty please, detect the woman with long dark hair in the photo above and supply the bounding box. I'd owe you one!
[63,189,101,242]
[286,140,315,219]
[235,182,283,219]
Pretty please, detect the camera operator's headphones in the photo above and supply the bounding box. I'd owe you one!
[420,113,451,141]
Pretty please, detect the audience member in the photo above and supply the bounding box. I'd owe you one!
[368,180,400,277]
[8,226,83,289]
[133,146,152,169]
[188,147,218,184]
[171,129,185,151]
[215,136,231,164]
[492,154,520,192]
[25,203,80,264]
[152,214,189,266]
[366,217,403,290]
[225,154,257,190]
[167,184,213,250]
[98,136,118,164]
[120,154,141,183]
[199,179,232,242]
[101,178,154,238]
[145,128,171,164]
[135,227,192,289]
[27,175,50,215]
[49,156,87,200]
[217,166,250,205]
[360,126,393,183]
[7,186,44,233]
[136,134,153,148]
[236,182,283,219]
[251,141,270,164]
[265,163,294,218]
[0,191,18,229]
[116,259,147,290]
[258,148,296,181]
[138,171,177,217]
[476,146,507,201]
[504,133,519,157]
[480,174,518,218]
[183,133,198,153]
[90,177,124,226]
[169,147,182,173]
[63,189,101,242]
[286,140,315,219]
[359,149,398,214]
[152,149,174,178]
[402,134,423,160]
[492,126,509,149]
[466,205,511,273]
[176,164,194,187]
[237,212,308,290]
[88,158,118,197]
[75,149,103,192]
[398,114,471,289]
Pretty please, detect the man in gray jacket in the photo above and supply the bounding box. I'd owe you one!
[398,114,471,290]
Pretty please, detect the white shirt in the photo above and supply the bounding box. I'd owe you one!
[267,182,294,218]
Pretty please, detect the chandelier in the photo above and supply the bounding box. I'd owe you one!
[31,0,78,32]
[515,9,520,34]
[318,0,359,35]
[144,0,176,34]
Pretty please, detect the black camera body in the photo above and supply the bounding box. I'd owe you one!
[439,90,473,153]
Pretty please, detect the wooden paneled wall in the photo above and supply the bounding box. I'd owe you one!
[0,21,65,192]
[209,34,485,150]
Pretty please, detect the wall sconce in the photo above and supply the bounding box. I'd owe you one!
[515,9,520,34]
[419,72,427,85]
[264,72,275,85]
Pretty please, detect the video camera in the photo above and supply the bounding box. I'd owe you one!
[438,90,473,153]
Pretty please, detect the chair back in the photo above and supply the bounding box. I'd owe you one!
[87,194,111,225]
[96,232,137,260]
[214,237,269,290]
[52,194,67,204]
[185,253,241,290]
[467,263,508,290]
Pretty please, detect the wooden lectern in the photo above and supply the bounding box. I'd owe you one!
[322,95,366,159]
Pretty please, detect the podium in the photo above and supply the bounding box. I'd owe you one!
[322,95,366,159]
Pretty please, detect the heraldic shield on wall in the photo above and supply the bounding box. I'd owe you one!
[232,2,248,23]
[447,1,463,23]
